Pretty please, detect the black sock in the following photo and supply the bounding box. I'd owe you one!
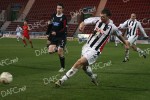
[59,56,65,68]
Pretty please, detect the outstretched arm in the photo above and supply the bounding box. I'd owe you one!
[138,22,148,38]
[113,25,129,48]
[118,20,128,29]
[79,17,100,32]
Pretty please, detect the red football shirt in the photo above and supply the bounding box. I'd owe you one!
[23,25,29,35]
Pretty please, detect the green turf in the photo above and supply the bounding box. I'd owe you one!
[0,38,150,100]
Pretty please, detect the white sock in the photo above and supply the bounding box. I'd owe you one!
[83,66,94,78]
[125,49,129,58]
[137,48,143,54]
[60,67,78,83]
[115,41,118,46]
[115,43,117,46]
[17,37,19,41]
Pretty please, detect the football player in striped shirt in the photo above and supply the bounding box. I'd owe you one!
[55,8,129,87]
[118,13,149,62]
[16,25,22,42]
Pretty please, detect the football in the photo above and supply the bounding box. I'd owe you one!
[0,72,13,84]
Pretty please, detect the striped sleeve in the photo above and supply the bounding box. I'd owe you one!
[137,22,148,37]
[112,24,122,36]
[84,17,100,25]
[118,20,128,29]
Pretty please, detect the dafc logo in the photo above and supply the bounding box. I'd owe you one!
[28,20,50,30]
[70,6,96,18]
[139,18,150,25]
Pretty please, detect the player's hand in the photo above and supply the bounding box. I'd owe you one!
[47,20,50,25]
[51,32,56,36]
[79,22,85,32]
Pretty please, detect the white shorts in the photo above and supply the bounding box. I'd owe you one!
[127,35,138,46]
[16,32,22,37]
[81,45,100,65]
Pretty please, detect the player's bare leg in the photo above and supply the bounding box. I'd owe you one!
[28,38,33,48]
[115,36,119,47]
[22,36,27,47]
[131,44,146,58]
[123,41,130,62]
[64,46,68,54]
[115,40,118,47]
[48,45,57,54]
[16,36,19,42]
[55,56,88,87]
[58,47,65,72]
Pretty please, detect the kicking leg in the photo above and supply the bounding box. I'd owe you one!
[82,65,98,86]
[132,44,146,58]
[123,40,130,62]
[55,56,88,87]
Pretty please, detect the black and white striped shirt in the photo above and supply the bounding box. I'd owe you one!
[84,17,122,51]
[16,27,22,33]
[119,19,148,37]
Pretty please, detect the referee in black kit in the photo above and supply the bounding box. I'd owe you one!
[46,3,67,72]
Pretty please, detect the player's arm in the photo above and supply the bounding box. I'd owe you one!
[46,22,53,37]
[15,28,18,33]
[19,27,23,34]
[46,20,53,35]
[113,25,129,48]
[28,26,31,31]
[118,20,128,29]
[19,27,22,32]
[138,22,148,38]
[79,17,100,32]
[20,27,22,31]
[59,16,67,35]
[46,14,54,36]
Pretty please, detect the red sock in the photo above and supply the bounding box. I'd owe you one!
[23,39,27,45]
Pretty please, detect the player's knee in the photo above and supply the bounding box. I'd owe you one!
[48,49,55,54]
[77,59,84,66]
[57,49,63,55]
[48,48,54,54]
[48,51,53,54]
[132,46,136,51]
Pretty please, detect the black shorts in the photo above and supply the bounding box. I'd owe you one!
[49,37,66,48]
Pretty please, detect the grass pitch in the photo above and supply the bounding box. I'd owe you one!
[0,38,150,100]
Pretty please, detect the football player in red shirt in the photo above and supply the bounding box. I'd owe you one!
[22,21,33,48]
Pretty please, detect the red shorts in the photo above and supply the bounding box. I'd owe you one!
[23,34,30,39]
